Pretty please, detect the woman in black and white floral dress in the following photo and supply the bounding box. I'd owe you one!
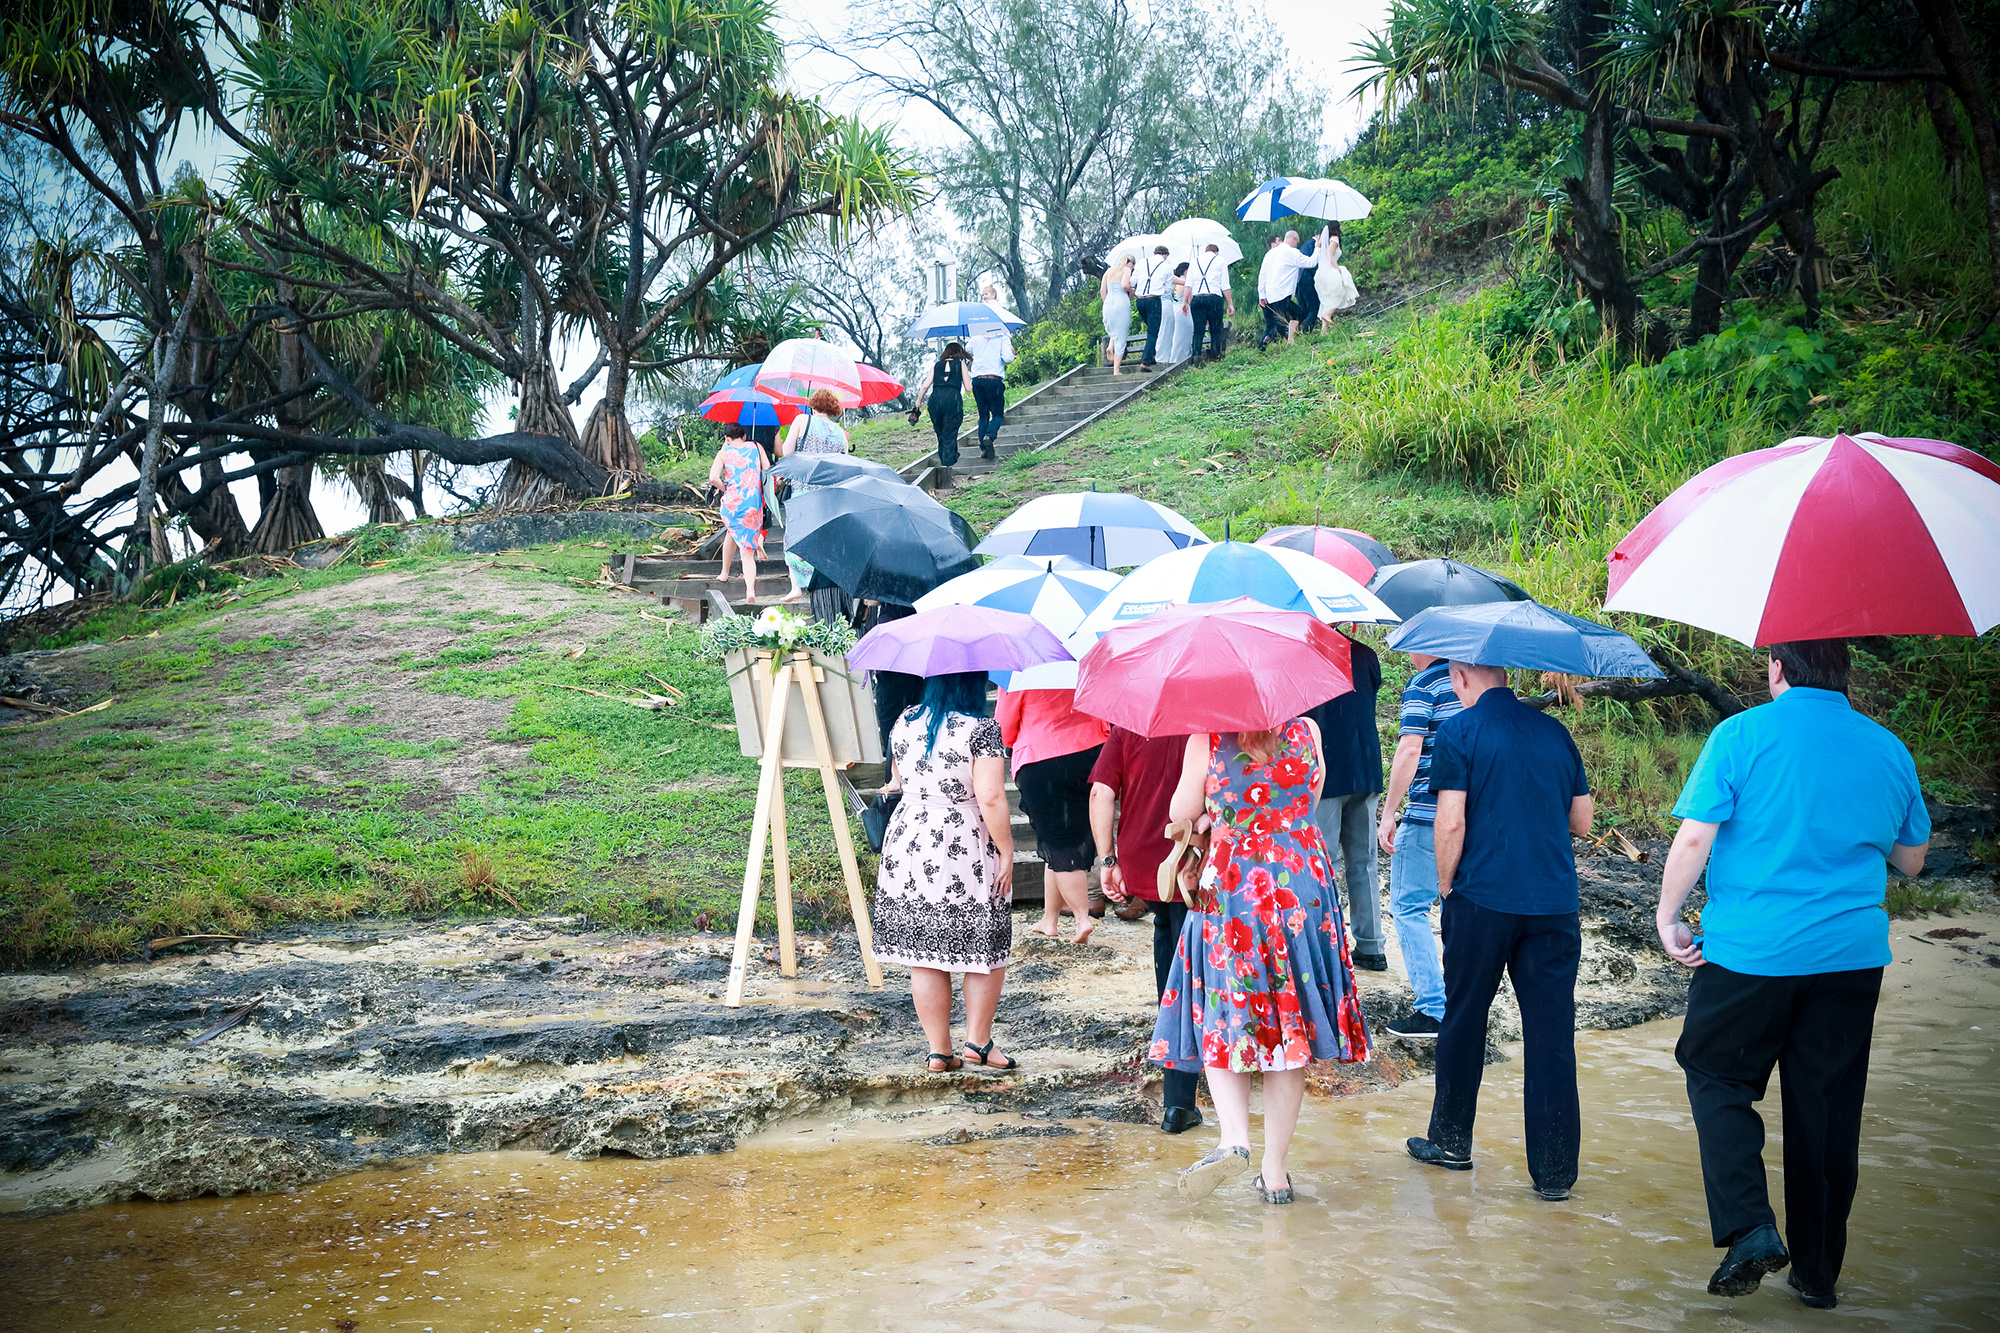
[872,670,1019,1073]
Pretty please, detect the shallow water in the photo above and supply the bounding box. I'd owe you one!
[7,964,1997,1331]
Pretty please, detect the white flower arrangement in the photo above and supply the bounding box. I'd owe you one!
[698,606,858,662]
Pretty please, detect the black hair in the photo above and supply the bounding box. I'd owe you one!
[1771,639,1850,693]
[942,341,967,360]
[915,670,990,754]
[722,422,747,439]
[1174,261,1189,276]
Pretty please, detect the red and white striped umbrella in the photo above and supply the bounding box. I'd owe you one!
[1604,431,2000,644]
[756,339,863,407]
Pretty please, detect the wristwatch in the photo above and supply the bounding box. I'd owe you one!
[1096,854,1118,867]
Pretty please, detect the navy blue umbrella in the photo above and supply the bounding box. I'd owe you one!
[1385,600,1665,678]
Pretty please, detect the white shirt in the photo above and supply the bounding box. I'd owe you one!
[1186,251,1231,297]
[1137,253,1177,299]
[1257,244,1316,301]
[969,328,1014,377]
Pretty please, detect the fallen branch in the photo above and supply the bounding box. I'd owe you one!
[145,931,249,959]
[1,696,68,715]
[1523,648,1744,719]
[643,671,685,699]
[548,683,676,711]
[186,995,265,1048]
[8,696,117,728]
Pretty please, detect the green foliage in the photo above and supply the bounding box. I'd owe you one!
[1650,316,1839,416]
[1007,288,1100,386]
[1884,879,1964,920]
[136,559,243,608]
[697,606,858,660]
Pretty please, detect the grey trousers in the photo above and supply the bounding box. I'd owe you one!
[1315,791,1383,956]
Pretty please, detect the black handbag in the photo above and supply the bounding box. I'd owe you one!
[860,791,901,853]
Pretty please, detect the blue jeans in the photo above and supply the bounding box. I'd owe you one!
[1391,820,1445,1019]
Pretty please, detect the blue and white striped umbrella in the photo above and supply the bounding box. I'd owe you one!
[916,554,1123,689]
[905,300,1027,341]
[1068,540,1400,654]
[973,491,1211,569]
[1237,176,1300,222]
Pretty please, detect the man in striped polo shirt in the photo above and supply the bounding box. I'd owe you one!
[1375,652,1462,1038]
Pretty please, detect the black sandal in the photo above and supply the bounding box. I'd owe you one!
[962,1038,1018,1070]
[925,1052,963,1073]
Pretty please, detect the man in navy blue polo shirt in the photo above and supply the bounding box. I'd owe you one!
[1656,639,1929,1310]
[1405,661,1593,1200]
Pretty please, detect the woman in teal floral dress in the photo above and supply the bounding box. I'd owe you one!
[1150,716,1371,1204]
[706,423,766,600]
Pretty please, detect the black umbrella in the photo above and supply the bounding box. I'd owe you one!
[1366,558,1531,620]
[771,453,906,487]
[785,476,980,605]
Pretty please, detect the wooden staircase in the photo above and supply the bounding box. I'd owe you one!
[901,330,1208,493]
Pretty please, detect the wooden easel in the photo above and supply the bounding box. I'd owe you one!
[725,652,884,1006]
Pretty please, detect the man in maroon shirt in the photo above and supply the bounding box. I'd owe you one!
[1090,725,1203,1133]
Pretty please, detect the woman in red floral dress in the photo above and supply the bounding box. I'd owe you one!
[1149,716,1371,1203]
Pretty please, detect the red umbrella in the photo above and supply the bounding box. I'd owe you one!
[697,386,806,428]
[856,364,905,407]
[757,339,863,406]
[1074,597,1353,736]
[1255,525,1393,585]
[1605,431,2000,643]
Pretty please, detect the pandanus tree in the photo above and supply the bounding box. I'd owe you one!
[1352,0,1958,353]
[242,0,920,508]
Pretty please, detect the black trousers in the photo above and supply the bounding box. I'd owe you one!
[1428,893,1581,1190]
[1147,897,1200,1110]
[971,375,1006,444]
[1136,295,1163,365]
[1676,962,1882,1292]
[930,403,962,467]
[1189,295,1226,360]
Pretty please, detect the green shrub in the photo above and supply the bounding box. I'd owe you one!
[1648,315,1839,416]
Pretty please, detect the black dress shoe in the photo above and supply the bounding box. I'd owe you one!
[1708,1223,1789,1297]
[1536,1185,1570,1201]
[1353,952,1389,972]
[1405,1136,1471,1170]
[1788,1271,1837,1310]
[1161,1105,1203,1134]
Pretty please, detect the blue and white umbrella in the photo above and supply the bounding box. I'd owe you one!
[915,554,1122,689]
[1237,176,1300,222]
[1276,178,1373,222]
[1068,541,1400,653]
[905,300,1027,342]
[709,363,762,394]
[974,491,1211,569]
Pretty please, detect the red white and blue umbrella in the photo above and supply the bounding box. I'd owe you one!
[915,554,1122,689]
[1068,539,1399,654]
[1255,525,1394,584]
[699,385,805,428]
[974,490,1210,568]
[1604,431,2000,644]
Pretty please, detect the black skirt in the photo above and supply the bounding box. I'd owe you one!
[1014,745,1103,872]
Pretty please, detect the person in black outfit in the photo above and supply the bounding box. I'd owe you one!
[1292,232,1321,333]
[911,341,967,469]
[1406,662,1594,1200]
[1302,632,1386,970]
[856,601,921,762]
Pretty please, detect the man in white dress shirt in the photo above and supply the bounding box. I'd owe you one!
[968,320,1014,461]
[1181,243,1234,362]
[1257,230,1318,348]
[1135,244,1175,371]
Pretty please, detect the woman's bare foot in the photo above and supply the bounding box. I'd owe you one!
[1072,923,1094,947]
[1028,921,1062,939]
[778,588,805,603]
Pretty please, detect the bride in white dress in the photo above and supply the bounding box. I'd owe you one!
[1101,254,1136,375]
[1315,223,1359,327]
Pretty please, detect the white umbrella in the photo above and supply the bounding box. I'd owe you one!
[1159,217,1243,266]
[756,338,863,406]
[1277,178,1373,222]
[1104,234,1165,268]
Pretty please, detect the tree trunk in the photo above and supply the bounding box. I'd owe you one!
[407,451,428,518]
[491,350,581,512]
[252,267,324,553]
[1914,0,2000,308]
[578,357,647,491]
[158,457,253,558]
[345,459,408,525]
[1922,79,1970,196]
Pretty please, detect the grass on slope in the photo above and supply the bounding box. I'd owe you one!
[1,541,866,962]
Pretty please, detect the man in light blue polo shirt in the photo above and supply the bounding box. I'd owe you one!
[1655,639,1929,1312]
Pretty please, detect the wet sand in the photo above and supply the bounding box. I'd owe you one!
[6,913,1995,1331]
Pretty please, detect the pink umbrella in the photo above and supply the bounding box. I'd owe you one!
[1604,431,2000,644]
[756,339,863,407]
[1254,525,1393,585]
[1074,598,1353,736]
[856,364,905,407]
